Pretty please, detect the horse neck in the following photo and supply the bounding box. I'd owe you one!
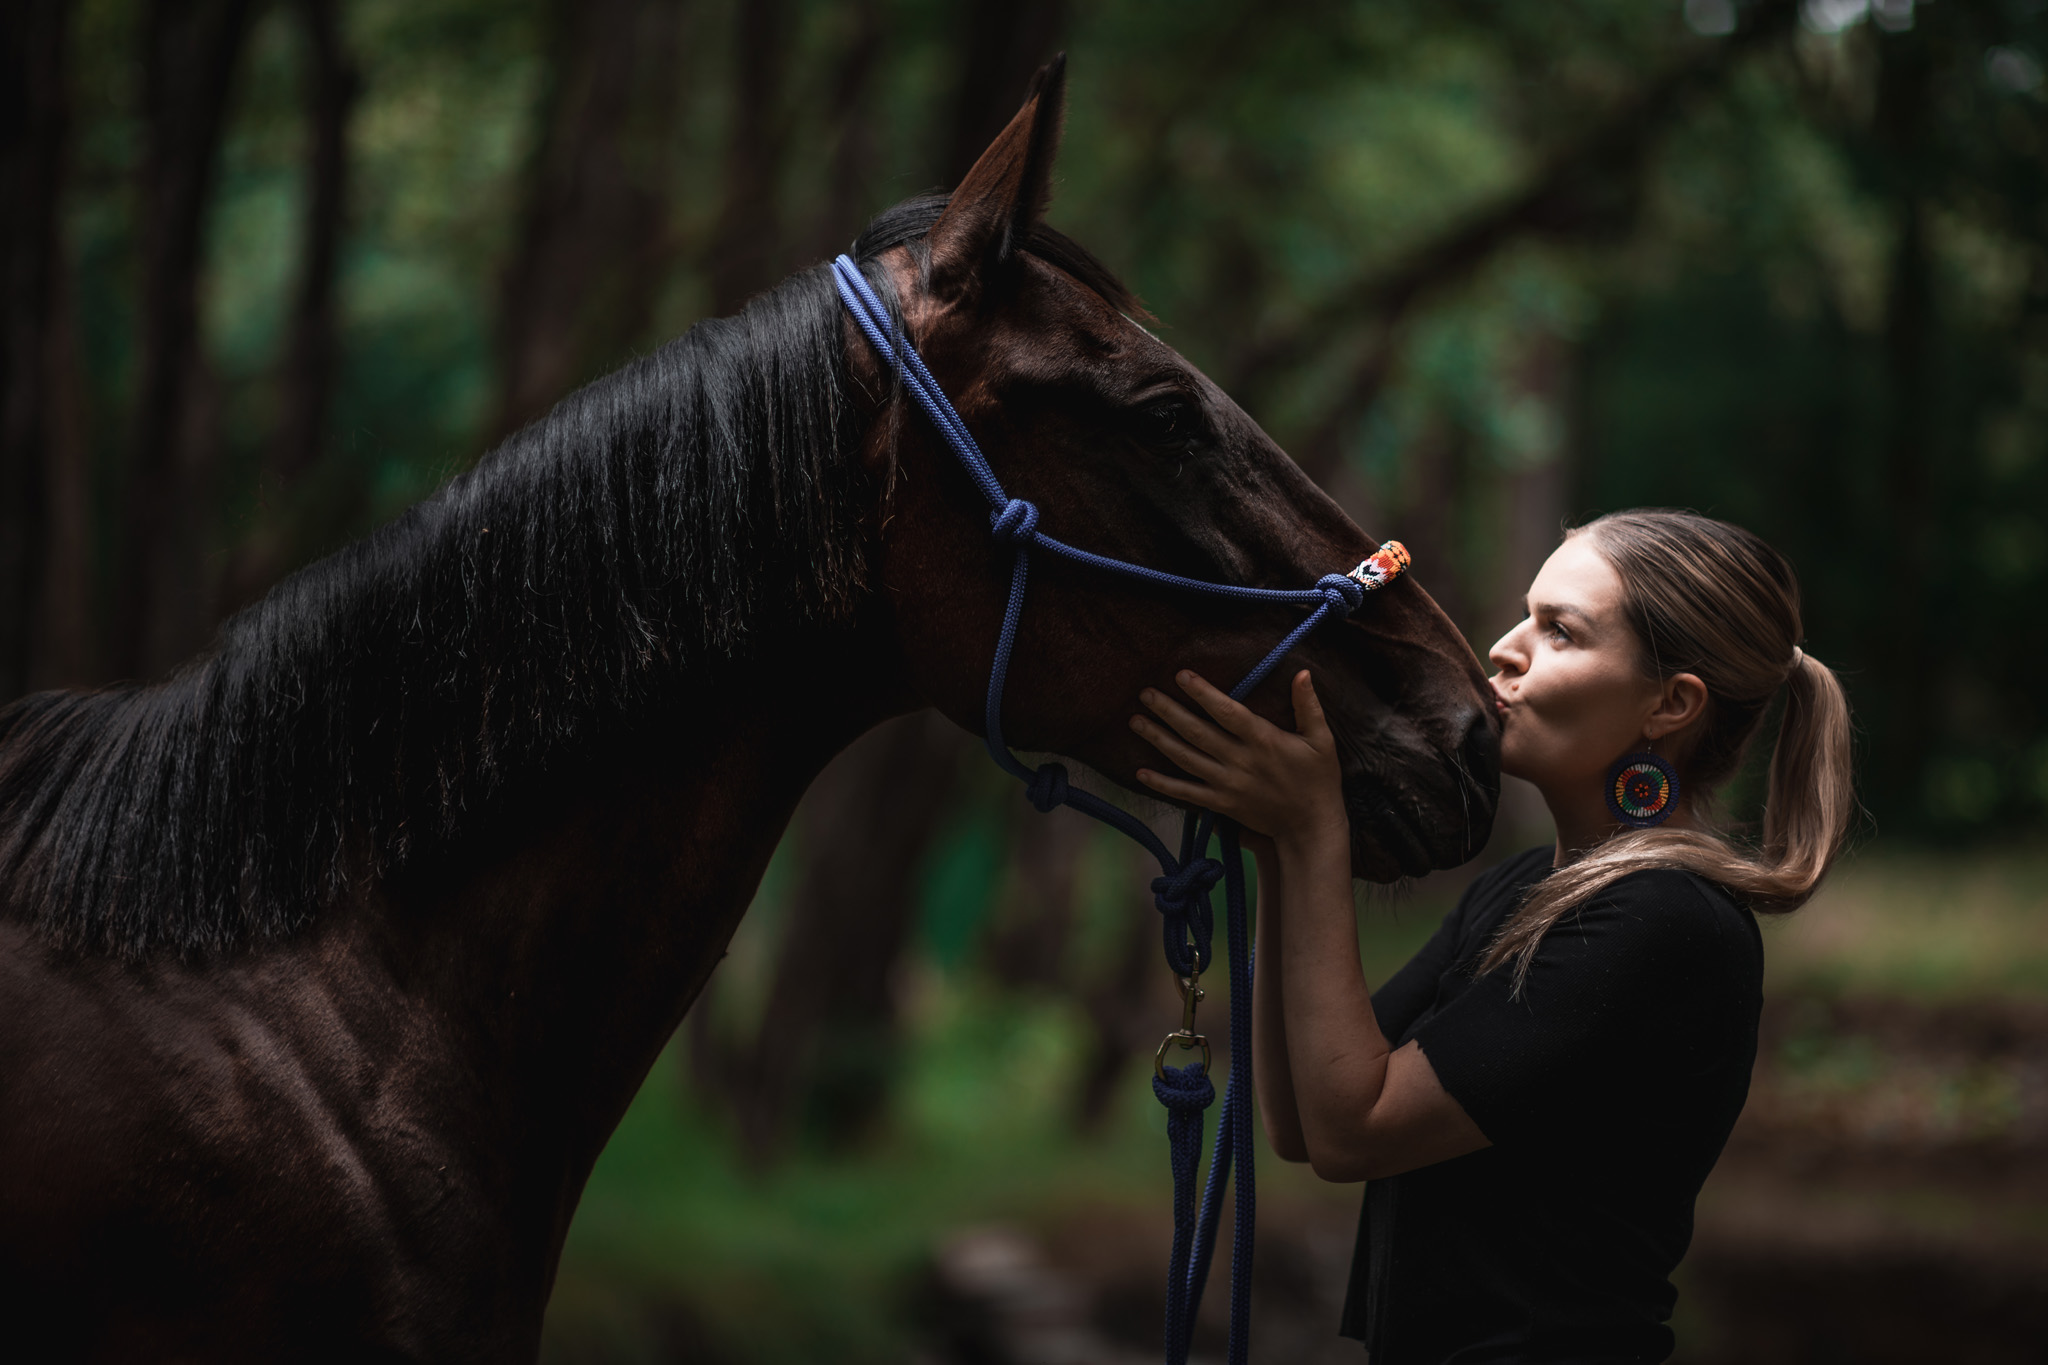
[330,624,910,1214]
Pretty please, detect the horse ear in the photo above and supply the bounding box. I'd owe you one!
[927,53,1067,304]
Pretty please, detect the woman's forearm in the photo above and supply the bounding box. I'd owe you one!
[1127,670,1484,1182]
[1250,843,1309,1162]
[1272,824,1394,1180]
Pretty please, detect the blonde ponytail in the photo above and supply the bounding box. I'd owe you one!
[1480,511,1856,990]
[1760,650,1855,901]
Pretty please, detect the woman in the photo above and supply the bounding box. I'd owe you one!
[1128,509,1853,1364]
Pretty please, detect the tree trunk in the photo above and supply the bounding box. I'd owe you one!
[1490,333,1572,846]
[267,0,356,488]
[493,0,688,440]
[983,797,1089,990]
[805,0,883,262]
[1396,416,1470,639]
[1492,331,1572,646]
[110,0,253,681]
[33,269,91,693]
[940,0,1068,187]
[217,0,361,617]
[705,0,789,319]
[692,712,972,1164]
[1074,870,1171,1131]
[1872,31,1935,808]
[0,0,69,703]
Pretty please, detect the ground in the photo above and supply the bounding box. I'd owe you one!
[539,847,2048,1365]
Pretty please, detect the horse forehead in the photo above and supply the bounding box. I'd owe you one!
[1008,301,1193,391]
[1004,257,1170,356]
[904,255,1192,393]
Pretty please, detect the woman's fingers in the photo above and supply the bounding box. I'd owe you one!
[1129,713,1226,780]
[1140,685,1240,757]
[1291,670,1334,746]
[1135,766,1216,806]
[1136,667,1343,839]
[1176,670,1261,740]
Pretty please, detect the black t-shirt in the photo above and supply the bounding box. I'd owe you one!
[1338,845,1763,1365]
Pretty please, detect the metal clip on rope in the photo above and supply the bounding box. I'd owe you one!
[830,253,1410,1365]
[1155,971,1210,1078]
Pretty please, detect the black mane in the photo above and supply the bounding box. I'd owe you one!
[0,199,1137,959]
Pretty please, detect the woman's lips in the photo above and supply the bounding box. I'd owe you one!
[1490,686,1510,715]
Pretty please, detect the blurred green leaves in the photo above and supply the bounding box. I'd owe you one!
[42,0,2048,828]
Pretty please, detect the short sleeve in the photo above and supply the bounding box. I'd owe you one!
[1410,870,1750,1150]
[1370,845,1551,1045]
[1370,912,1463,1044]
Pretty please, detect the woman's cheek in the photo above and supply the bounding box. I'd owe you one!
[1507,695,1593,784]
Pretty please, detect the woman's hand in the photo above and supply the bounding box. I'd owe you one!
[1131,669,1348,850]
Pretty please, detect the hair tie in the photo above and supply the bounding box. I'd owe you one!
[1790,645,1804,670]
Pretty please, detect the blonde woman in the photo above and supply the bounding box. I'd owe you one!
[1129,510,1854,1365]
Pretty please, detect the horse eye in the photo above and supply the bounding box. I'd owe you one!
[1133,397,1200,449]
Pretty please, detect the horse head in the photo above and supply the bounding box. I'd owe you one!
[855,59,1499,880]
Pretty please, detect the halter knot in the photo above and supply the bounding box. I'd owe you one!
[1025,762,1070,813]
[990,498,1040,546]
[1151,857,1224,916]
[1151,1060,1215,1114]
[1316,572,1367,616]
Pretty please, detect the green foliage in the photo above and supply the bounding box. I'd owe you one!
[546,985,1173,1363]
[53,0,2048,833]
[1762,844,2048,997]
[327,0,543,516]
[916,802,1006,971]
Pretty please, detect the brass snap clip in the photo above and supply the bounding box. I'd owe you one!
[1154,971,1210,1078]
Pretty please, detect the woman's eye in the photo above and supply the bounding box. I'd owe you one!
[1547,622,1570,643]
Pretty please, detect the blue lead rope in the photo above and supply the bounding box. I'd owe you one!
[831,254,1398,1365]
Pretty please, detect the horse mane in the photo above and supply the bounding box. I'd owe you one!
[0,257,870,958]
[0,200,1137,960]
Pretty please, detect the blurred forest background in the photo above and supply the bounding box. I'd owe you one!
[5,0,2048,1360]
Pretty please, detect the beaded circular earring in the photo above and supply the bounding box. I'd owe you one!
[1605,749,1680,828]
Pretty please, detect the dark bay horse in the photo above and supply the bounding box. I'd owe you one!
[0,63,1496,1362]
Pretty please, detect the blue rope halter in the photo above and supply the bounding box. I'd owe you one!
[831,254,1407,1365]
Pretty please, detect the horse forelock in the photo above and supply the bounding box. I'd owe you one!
[853,192,1146,323]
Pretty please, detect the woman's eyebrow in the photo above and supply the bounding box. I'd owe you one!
[1533,600,1596,630]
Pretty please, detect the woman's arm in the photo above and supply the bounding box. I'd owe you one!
[1248,839,1308,1162]
[1268,804,1487,1180]
[1133,670,1490,1181]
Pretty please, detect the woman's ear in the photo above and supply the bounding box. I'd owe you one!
[1644,672,1709,742]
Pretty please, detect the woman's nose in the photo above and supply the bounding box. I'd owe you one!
[1488,624,1526,675]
